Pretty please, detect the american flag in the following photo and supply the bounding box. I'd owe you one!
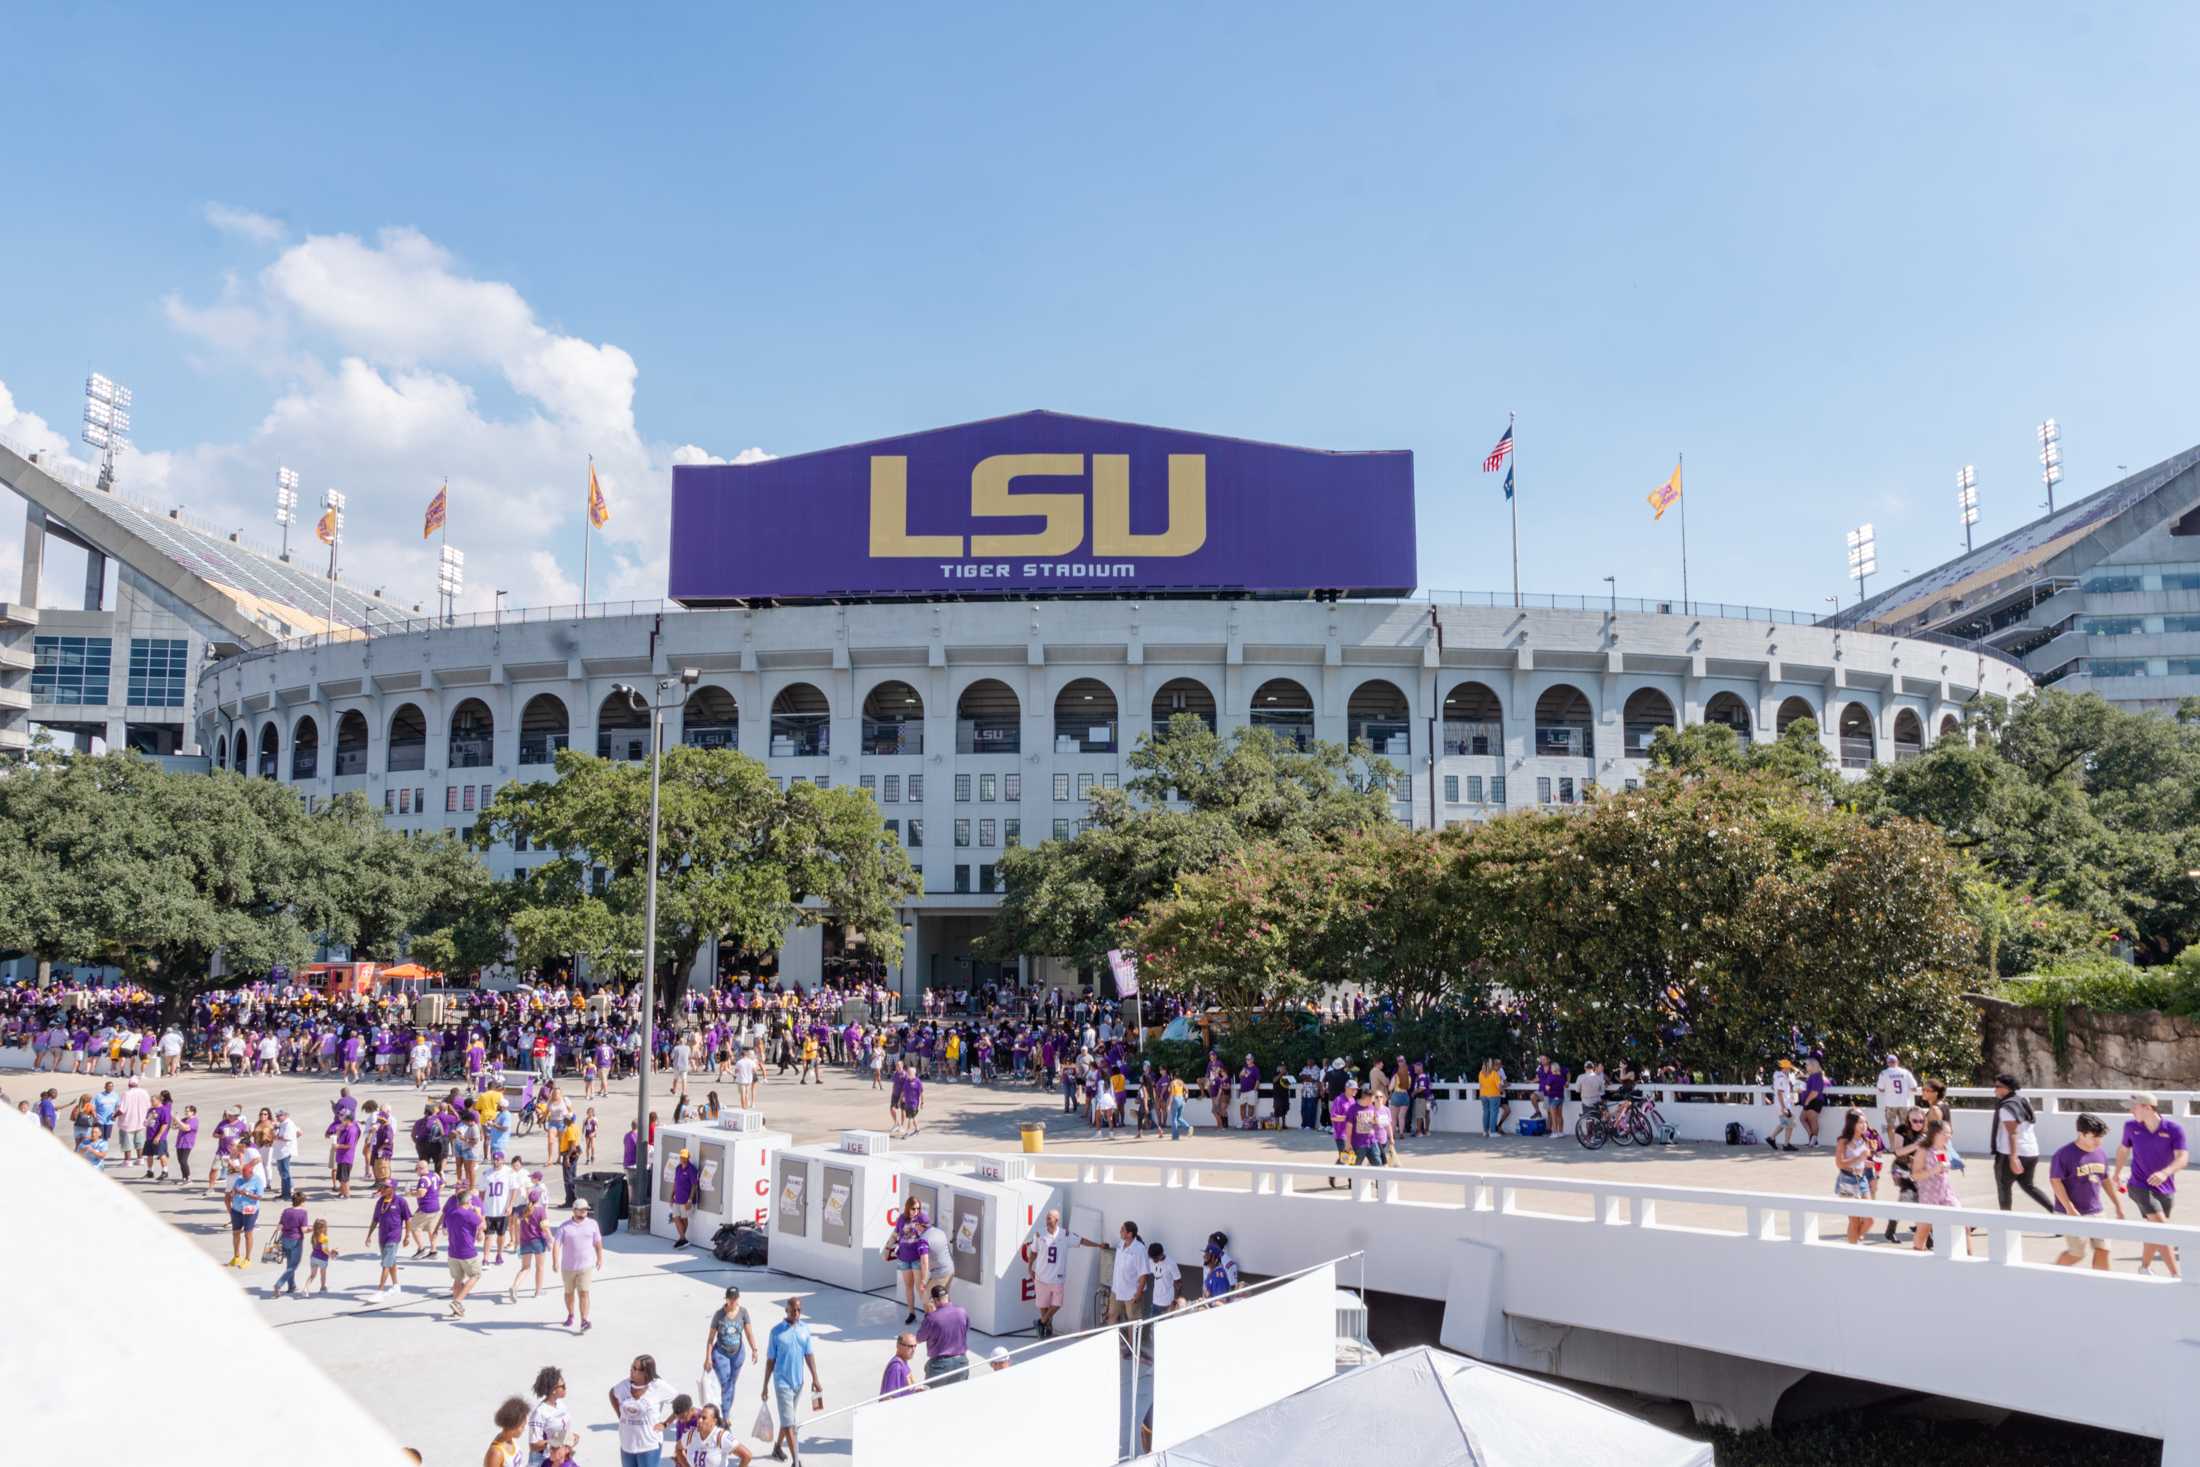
[1481,426,1513,473]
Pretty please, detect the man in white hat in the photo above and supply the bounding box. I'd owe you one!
[554,1198,603,1332]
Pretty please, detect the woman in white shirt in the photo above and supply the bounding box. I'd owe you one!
[674,1404,752,1467]
[607,1354,676,1467]
[526,1367,572,1467]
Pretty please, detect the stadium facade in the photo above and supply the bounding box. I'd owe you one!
[1826,443,2200,713]
[173,413,2030,991]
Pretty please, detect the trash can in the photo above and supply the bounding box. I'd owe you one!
[576,1170,629,1231]
[1020,1122,1045,1154]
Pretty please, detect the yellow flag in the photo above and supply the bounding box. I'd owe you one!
[1647,462,1683,521]
[587,462,611,528]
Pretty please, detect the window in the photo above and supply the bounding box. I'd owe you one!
[1490,776,1506,804]
[2169,659,2200,676]
[813,775,829,791]
[1443,774,1459,803]
[398,787,414,814]
[2083,617,2145,636]
[954,773,972,802]
[979,863,997,893]
[31,635,111,704]
[1077,772,1094,799]
[305,795,318,814]
[591,866,608,896]
[514,830,530,853]
[126,637,189,707]
[954,864,971,894]
[445,786,459,813]
[384,789,395,812]
[2086,658,2148,678]
[883,775,900,803]
[1052,773,1071,801]
[860,775,876,798]
[790,775,807,787]
[1624,779,1640,791]
[979,818,996,846]
[1003,773,1021,800]
[1536,777,1552,805]
[2165,615,2200,634]
[1465,775,1484,803]
[954,818,971,847]
[908,819,924,848]
[463,785,477,812]
[480,784,493,809]
[2084,575,2143,594]
[1558,777,1576,804]
[884,818,900,841]
[979,773,997,802]
[1004,818,1021,847]
[415,787,425,812]
[1052,817,1071,840]
[1078,818,1094,835]
[907,774,924,801]
[2163,572,2200,591]
[1102,773,1119,790]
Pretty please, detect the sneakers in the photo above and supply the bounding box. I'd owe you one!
[905,1311,917,1325]
[1764,1137,1778,1152]
[580,1319,592,1333]
[564,1312,576,1327]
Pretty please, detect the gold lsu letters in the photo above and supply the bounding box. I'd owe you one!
[867,453,1207,559]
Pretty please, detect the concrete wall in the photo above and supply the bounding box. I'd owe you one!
[1971,993,2200,1091]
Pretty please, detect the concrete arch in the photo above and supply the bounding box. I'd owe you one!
[1621,686,1678,757]
[334,709,370,777]
[1704,691,1753,741]
[290,714,320,780]
[1347,676,1412,755]
[1774,695,1818,736]
[681,685,739,750]
[1533,682,1595,758]
[387,702,428,773]
[257,721,280,779]
[447,697,494,770]
[769,680,830,758]
[1053,676,1120,753]
[955,677,1022,755]
[1150,675,1217,735]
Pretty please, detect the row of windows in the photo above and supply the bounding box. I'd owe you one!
[1440,774,1510,805]
[2083,615,2200,637]
[126,638,190,707]
[2084,570,2200,594]
[31,636,112,705]
[2083,658,2200,679]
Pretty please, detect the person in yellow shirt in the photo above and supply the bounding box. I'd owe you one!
[800,1034,821,1085]
[1167,1073,1189,1141]
[1477,1060,1506,1137]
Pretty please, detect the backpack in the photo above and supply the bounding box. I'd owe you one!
[713,1221,768,1267]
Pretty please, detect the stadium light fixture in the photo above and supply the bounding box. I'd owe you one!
[1956,465,1980,553]
[1845,522,1877,601]
[82,372,132,490]
[436,543,465,623]
[275,466,300,559]
[2037,418,2063,512]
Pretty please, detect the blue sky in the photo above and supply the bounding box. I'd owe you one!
[4,4,2197,615]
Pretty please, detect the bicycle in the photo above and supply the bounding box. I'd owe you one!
[1574,1103,1624,1149]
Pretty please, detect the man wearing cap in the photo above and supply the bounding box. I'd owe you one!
[269,1105,300,1197]
[2116,1092,2189,1277]
[1874,1052,1920,1135]
[365,1176,412,1297]
[915,1281,971,1384]
[555,1198,604,1331]
[670,1147,701,1248]
[985,1347,1012,1373]
[1768,1060,1800,1152]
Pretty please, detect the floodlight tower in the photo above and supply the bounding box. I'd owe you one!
[437,544,465,623]
[1846,522,1878,603]
[1957,465,1980,554]
[2037,419,2063,513]
[81,373,132,491]
[321,488,346,637]
[275,466,300,560]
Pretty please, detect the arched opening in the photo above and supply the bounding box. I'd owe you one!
[1442,681,1502,755]
[1775,696,1818,737]
[1348,678,1412,756]
[1150,677,1217,736]
[448,698,494,769]
[231,729,249,773]
[1838,702,1876,769]
[290,715,319,780]
[956,679,1021,754]
[598,690,651,762]
[208,727,224,769]
[769,682,830,758]
[1937,712,1963,744]
[387,704,427,773]
[1704,691,1753,745]
[334,710,369,776]
[1534,685,1594,758]
[862,680,924,756]
[257,722,280,779]
[1892,708,1925,762]
[1250,677,1315,751]
[519,694,570,764]
[1054,678,1119,754]
[681,686,738,751]
[1621,688,1677,757]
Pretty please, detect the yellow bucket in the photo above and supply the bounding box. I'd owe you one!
[1020,1122,1045,1154]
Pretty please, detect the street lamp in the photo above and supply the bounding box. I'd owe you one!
[275,467,300,560]
[1845,522,1877,602]
[2038,419,2063,513]
[615,666,702,1224]
[82,373,132,492]
[1602,575,1616,614]
[494,589,508,626]
[1957,465,1979,554]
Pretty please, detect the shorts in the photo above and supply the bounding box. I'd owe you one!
[521,1237,547,1257]
[1803,1095,1826,1113]
[485,1214,509,1237]
[145,1137,169,1158]
[1035,1280,1065,1309]
[773,1382,800,1427]
[228,1209,257,1232]
[1835,1170,1872,1200]
[561,1266,596,1291]
[120,1128,145,1152]
[897,1258,921,1274]
[2062,1229,2111,1255]
[334,1162,354,1183]
[448,1256,483,1282]
[2128,1182,2175,1220]
[380,1242,399,1268]
[669,1203,692,1221]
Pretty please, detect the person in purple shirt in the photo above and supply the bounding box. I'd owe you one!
[1235,1056,1262,1130]
[880,1333,922,1398]
[1329,1083,1358,1188]
[892,1198,932,1323]
[143,1093,173,1182]
[272,1189,311,1297]
[914,1282,970,1383]
[669,1149,701,1249]
[1536,1056,1568,1135]
[410,1163,445,1257]
[328,1116,361,1198]
[1799,1059,1830,1147]
[175,1105,200,1184]
[2116,1093,2190,1277]
[441,1187,484,1316]
[2049,1114,2125,1271]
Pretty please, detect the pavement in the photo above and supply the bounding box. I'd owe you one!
[2,1056,2151,1464]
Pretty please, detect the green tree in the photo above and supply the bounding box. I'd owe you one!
[478,746,917,999]
[1647,716,1841,801]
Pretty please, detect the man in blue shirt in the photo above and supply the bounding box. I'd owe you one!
[92,1082,121,1138]
[761,1296,821,1462]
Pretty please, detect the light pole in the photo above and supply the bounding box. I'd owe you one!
[2037,419,2063,513]
[81,373,132,492]
[437,544,465,625]
[1845,522,1877,603]
[615,667,700,1224]
[494,589,508,626]
[1602,575,1616,615]
[1956,465,1979,554]
[275,467,299,561]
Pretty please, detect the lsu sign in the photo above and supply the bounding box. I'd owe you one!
[668,410,1416,602]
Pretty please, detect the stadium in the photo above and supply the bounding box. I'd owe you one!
[8,412,2031,991]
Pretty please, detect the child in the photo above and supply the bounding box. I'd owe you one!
[175,1104,199,1185]
[308,1219,336,1293]
[582,1107,598,1165]
[409,1162,444,1257]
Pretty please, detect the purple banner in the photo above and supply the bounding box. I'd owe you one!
[668,411,1415,602]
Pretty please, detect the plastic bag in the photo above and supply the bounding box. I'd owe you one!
[752,1400,777,1441]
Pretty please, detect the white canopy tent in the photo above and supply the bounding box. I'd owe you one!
[0,1108,413,1466]
[1131,1345,1713,1467]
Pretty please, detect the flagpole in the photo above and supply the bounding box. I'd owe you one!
[1508,411,1520,609]
[1678,451,1690,614]
[582,455,593,618]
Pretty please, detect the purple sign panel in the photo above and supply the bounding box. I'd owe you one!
[668,410,1416,602]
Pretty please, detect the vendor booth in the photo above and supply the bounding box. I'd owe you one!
[768,1130,909,1292]
[648,1109,790,1244]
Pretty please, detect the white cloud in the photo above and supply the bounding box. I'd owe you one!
[203,203,286,244]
